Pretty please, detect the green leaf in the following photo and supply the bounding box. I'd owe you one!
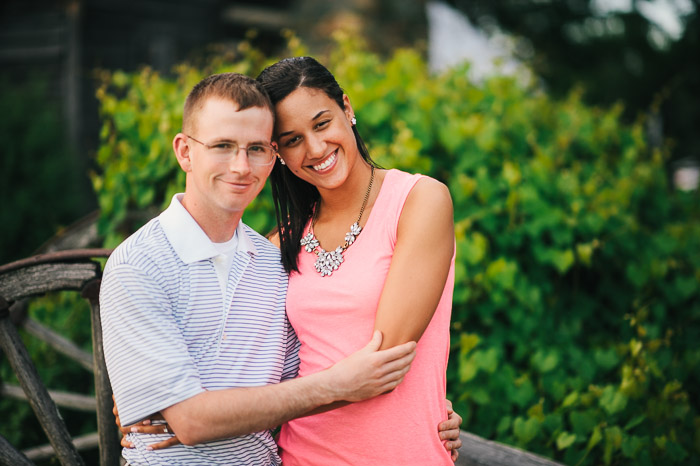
[623,414,645,431]
[587,425,603,451]
[531,349,560,373]
[593,347,620,370]
[570,410,597,436]
[473,347,499,373]
[603,426,623,464]
[464,232,489,265]
[599,385,628,415]
[551,249,575,274]
[459,333,480,356]
[513,416,541,445]
[561,391,579,408]
[458,354,479,383]
[620,434,644,458]
[556,431,577,450]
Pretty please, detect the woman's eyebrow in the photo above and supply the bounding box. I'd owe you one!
[278,110,330,139]
[311,110,330,120]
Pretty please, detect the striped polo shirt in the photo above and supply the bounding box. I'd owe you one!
[100,194,299,466]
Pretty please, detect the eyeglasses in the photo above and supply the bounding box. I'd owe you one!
[186,135,277,166]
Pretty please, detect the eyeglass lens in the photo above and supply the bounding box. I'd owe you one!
[191,137,275,165]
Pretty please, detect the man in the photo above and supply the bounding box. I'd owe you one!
[100,73,419,465]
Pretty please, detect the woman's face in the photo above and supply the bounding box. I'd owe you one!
[273,86,359,192]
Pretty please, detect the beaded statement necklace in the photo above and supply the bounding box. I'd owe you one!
[300,166,375,277]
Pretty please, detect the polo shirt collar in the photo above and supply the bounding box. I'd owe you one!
[159,194,257,264]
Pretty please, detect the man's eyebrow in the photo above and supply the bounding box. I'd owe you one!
[210,138,269,145]
[209,138,235,143]
[278,110,330,139]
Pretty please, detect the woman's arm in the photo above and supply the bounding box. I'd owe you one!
[374,177,455,349]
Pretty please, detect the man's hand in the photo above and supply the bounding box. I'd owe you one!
[113,394,180,450]
[324,330,416,402]
[439,399,463,462]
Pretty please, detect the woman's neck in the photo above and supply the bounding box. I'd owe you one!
[315,161,374,221]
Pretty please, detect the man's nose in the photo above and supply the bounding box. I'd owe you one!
[228,147,252,174]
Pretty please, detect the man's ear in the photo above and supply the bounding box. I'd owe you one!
[173,133,192,172]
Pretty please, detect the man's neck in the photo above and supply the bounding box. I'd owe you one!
[180,195,242,243]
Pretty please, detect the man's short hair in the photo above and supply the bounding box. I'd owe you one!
[183,73,274,135]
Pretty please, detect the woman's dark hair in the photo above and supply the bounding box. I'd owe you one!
[257,56,378,274]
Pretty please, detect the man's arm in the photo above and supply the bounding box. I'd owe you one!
[161,330,415,445]
[102,260,415,446]
[101,262,207,427]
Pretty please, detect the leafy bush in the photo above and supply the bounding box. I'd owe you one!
[0,75,88,263]
[92,32,699,465]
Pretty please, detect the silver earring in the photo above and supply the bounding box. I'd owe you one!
[351,116,357,125]
[278,157,286,166]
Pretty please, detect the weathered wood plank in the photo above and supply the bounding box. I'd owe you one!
[0,249,112,275]
[22,318,94,372]
[0,433,34,466]
[455,430,564,466]
[0,313,85,466]
[1,383,96,412]
[22,432,100,461]
[83,280,121,466]
[0,262,100,302]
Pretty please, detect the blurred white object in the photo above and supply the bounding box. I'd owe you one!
[426,1,523,80]
[673,158,700,191]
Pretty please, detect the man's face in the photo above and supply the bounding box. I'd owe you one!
[181,98,275,220]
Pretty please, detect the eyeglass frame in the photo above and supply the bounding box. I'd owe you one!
[185,134,278,166]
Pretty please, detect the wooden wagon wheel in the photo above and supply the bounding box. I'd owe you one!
[0,249,119,466]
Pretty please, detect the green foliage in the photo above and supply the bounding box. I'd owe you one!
[0,75,87,263]
[92,32,699,465]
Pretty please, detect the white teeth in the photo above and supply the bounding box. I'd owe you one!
[312,152,336,171]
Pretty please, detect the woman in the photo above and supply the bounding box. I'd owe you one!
[258,56,456,465]
[120,58,460,463]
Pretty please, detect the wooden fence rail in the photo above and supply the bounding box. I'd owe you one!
[0,249,564,466]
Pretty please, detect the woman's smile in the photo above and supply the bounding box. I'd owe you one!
[311,149,338,172]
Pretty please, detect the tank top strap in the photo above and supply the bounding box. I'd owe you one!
[369,169,425,248]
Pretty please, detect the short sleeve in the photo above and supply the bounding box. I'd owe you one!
[281,318,300,381]
[100,263,205,425]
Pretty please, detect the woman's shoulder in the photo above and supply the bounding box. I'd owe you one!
[400,174,453,226]
[385,169,451,206]
[385,168,445,187]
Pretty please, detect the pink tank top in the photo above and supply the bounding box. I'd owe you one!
[278,169,455,466]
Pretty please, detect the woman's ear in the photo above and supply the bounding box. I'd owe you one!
[173,133,192,172]
[342,94,355,123]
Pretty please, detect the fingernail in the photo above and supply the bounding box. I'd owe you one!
[131,427,138,433]
[146,446,153,451]
[143,420,151,425]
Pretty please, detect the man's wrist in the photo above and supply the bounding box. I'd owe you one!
[303,368,340,406]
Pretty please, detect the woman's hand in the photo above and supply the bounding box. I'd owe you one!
[439,399,463,462]
[113,394,180,450]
